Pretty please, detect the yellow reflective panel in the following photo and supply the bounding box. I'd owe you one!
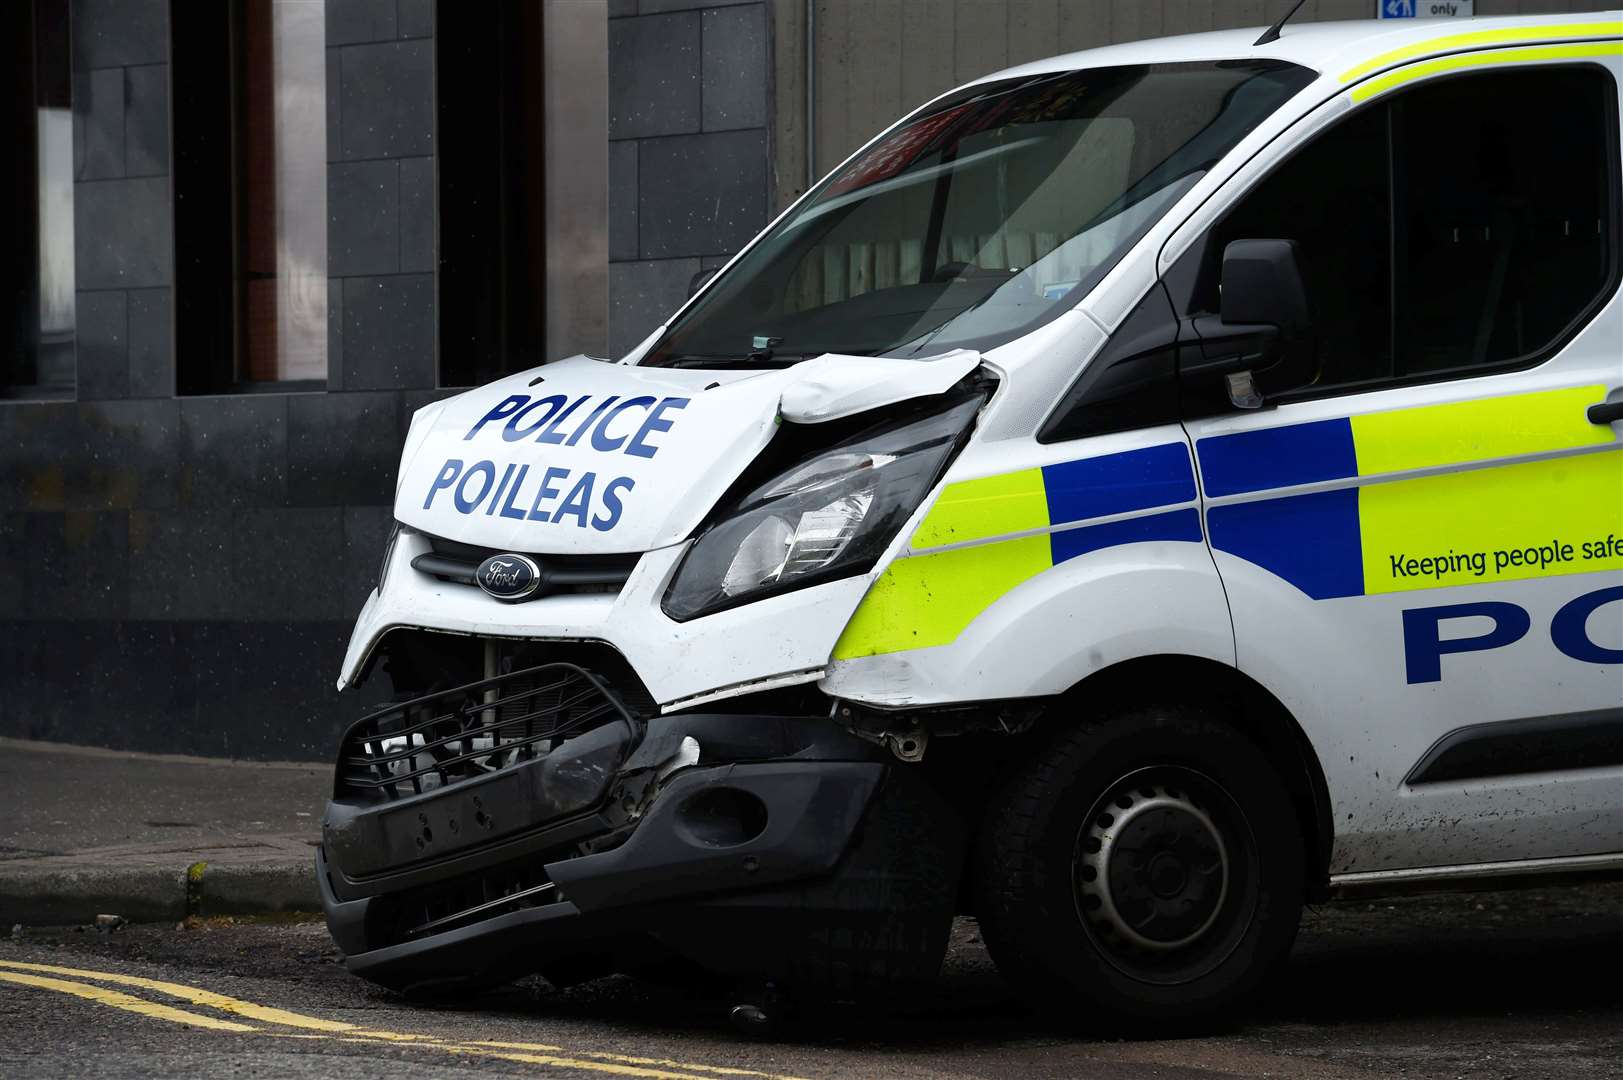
[910,467,1048,551]
[1350,385,1614,476]
[1350,42,1623,104]
[833,534,1051,658]
[1360,449,1623,594]
[1340,21,1623,83]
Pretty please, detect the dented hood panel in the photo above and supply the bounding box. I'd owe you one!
[394,352,980,553]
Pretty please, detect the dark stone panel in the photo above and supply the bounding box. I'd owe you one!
[0,399,182,513]
[338,41,434,160]
[74,68,125,181]
[328,279,345,390]
[124,64,170,177]
[287,391,400,507]
[84,399,184,511]
[342,505,396,619]
[74,177,172,291]
[397,0,434,39]
[129,507,348,622]
[46,399,181,512]
[182,621,352,759]
[609,141,639,262]
[702,5,768,132]
[341,275,436,390]
[639,0,753,11]
[127,509,226,620]
[0,621,191,755]
[637,130,767,259]
[21,510,130,620]
[0,515,23,619]
[72,0,168,71]
[609,13,701,140]
[0,619,350,760]
[701,254,733,271]
[127,288,173,399]
[398,156,434,274]
[609,0,639,16]
[178,395,289,510]
[608,258,699,357]
[329,160,400,276]
[327,0,396,45]
[75,289,129,400]
[326,49,342,163]
[233,507,350,621]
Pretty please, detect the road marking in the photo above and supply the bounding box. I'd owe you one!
[469,1042,813,1079]
[0,959,356,1032]
[0,971,258,1032]
[0,959,815,1080]
[438,1043,763,1080]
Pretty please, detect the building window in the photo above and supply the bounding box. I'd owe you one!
[174,0,327,393]
[436,2,547,388]
[6,0,75,399]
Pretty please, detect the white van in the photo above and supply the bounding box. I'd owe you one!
[319,13,1623,1028]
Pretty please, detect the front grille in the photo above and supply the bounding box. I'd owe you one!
[412,534,639,600]
[336,663,632,801]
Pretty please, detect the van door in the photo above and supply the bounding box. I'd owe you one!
[1167,58,1623,876]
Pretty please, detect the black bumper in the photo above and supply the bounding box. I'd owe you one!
[320,707,963,996]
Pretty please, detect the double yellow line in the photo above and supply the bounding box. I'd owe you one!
[0,959,810,1080]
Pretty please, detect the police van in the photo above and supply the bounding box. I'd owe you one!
[319,12,1623,1028]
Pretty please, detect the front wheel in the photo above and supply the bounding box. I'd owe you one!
[973,705,1305,1032]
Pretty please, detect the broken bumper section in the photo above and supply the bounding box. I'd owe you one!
[318,663,962,997]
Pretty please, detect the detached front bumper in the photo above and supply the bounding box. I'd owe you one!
[319,665,962,996]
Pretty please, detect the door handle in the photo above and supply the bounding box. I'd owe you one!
[1588,399,1623,426]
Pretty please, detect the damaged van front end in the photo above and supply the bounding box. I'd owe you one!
[320,355,992,997]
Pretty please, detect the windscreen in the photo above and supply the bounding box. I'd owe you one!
[642,59,1314,368]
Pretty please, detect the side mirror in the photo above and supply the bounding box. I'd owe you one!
[688,266,720,299]
[1184,238,1314,409]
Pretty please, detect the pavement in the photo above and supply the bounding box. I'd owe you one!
[0,738,326,925]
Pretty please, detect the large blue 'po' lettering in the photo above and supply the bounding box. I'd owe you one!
[1402,601,1531,684]
[1551,585,1623,665]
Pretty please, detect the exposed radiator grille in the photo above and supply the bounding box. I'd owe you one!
[336,663,631,800]
[411,534,639,600]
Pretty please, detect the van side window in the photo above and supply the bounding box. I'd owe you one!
[1174,65,1618,402]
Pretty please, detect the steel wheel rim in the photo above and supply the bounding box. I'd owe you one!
[1072,765,1256,985]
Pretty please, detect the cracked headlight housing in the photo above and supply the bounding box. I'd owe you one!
[663,394,984,621]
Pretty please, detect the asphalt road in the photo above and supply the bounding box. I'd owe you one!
[3,885,1621,1079]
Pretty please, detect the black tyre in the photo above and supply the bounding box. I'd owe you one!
[973,704,1305,1032]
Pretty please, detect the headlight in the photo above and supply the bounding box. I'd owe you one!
[663,394,984,621]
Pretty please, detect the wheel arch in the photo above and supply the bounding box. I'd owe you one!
[1050,653,1334,900]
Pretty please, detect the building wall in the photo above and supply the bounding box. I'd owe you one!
[772,0,1622,215]
[1,0,448,760]
[606,0,773,357]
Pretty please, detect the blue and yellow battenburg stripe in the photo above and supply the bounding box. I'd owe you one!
[834,442,1201,658]
[1202,385,1623,600]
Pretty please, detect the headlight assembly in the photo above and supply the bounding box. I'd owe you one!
[662,393,984,621]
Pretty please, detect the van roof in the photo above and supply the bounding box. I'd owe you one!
[981,11,1622,86]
